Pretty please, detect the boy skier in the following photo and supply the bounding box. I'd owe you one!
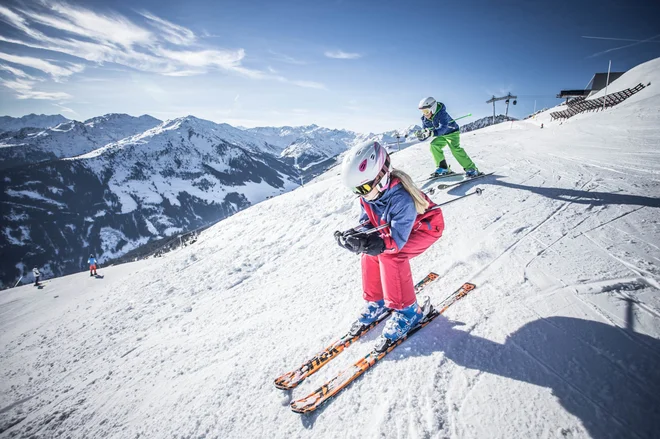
[417,97,479,178]
[88,254,98,276]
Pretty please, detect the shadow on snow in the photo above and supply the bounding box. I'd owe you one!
[405,315,660,439]
[447,175,660,208]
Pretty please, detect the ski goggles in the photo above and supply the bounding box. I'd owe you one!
[420,107,433,117]
[352,181,376,195]
[351,158,391,196]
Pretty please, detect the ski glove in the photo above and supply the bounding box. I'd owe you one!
[334,229,360,251]
[342,232,386,256]
[415,128,433,141]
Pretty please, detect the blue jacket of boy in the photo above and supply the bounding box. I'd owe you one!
[421,103,459,137]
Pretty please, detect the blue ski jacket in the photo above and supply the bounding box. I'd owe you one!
[358,178,442,253]
[421,103,459,137]
[88,257,97,265]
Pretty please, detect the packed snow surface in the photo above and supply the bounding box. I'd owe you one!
[1,58,660,438]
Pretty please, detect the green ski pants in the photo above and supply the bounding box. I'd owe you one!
[430,131,477,171]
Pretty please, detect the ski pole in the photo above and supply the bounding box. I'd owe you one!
[449,113,472,123]
[428,187,483,210]
[363,188,484,235]
[13,276,23,288]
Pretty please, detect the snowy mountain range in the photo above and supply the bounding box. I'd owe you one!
[0,113,69,133]
[1,115,401,287]
[460,114,517,133]
[242,124,360,169]
[360,124,422,145]
[0,114,161,170]
[0,115,307,287]
[0,56,658,439]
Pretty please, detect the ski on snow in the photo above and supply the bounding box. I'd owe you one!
[290,281,477,414]
[417,171,462,185]
[273,272,440,390]
[426,172,495,194]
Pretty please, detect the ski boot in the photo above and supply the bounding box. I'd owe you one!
[375,297,432,352]
[465,168,480,178]
[430,167,452,178]
[349,300,388,336]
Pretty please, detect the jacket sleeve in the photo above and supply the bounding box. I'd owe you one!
[352,205,372,233]
[421,115,433,130]
[431,103,450,136]
[382,190,417,253]
[358,205,368,225]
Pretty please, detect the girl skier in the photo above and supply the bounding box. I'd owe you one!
[418,96,479,178]
[335,140,444,347]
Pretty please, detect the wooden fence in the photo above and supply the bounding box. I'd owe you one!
[550,83,648,121]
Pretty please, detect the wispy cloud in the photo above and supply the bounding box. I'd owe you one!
[0,63,39,80]
[284,79,326,89]
[0,52,83,80]
[27,4,152,48]
[0,78,72,100]
[324,50,361,59]
[268,50,307,65]
[53,102,77,114]
[139,11,196,45]
[582,35,660,43]
[200,29,221,38]
[0,1,323,95]
[585,34,660,58]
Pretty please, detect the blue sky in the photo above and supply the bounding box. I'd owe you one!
[0,0,659,132]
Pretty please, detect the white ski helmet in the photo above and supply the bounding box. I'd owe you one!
[341,140,391,196]
[418,96,437,115]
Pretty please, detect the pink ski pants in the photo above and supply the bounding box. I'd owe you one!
[361,222,443,310]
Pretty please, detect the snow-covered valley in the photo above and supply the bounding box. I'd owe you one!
[1,58,659,438]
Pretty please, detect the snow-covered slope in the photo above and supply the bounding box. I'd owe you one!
[1,57,659,439]
[588,57,658,100]
[78,115,301,213]
[0,113,69,132]
[82,113,161,142]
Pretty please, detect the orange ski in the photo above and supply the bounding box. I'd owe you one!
[290,282,476,413]
[274,272,440,390]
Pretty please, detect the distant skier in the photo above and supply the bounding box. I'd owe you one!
[88,254,98,277]
[417,97,479,178]
[334,140,444,346]
[32,267,40,286]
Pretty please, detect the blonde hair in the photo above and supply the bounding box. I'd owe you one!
[391,169,429,214]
